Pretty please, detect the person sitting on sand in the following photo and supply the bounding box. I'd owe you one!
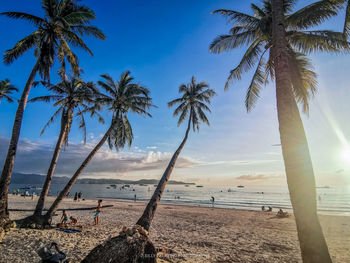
[60,210,69,228]
[93,199,102,225]
[277,208,289,218]
[70,216,78,226]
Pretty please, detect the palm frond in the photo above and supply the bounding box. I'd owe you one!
[288,30,350,53]
[211,9,260,28]
[286,0,338,30]
[71,25,106,40]
[3,32,39,64]
[223,37,266,90]
[40,106,63,135]
[210,30,257,53]
[0,12,45,26]
[245,56,266,112]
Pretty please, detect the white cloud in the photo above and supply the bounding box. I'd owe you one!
[146,146,157,150]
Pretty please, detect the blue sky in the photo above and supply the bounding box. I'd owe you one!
[1,0,350,186]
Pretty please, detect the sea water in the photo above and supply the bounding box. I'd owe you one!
[9,183,350,216]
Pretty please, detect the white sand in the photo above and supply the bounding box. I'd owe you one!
[0,195,349,262]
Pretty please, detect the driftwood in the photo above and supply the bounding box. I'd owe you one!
[9,205,113,212]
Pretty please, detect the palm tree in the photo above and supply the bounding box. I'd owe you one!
[43,71,153,222]
[82,76,216,262]
[0,79,18,103]
[0,0,105,224]
[136,76,216,230]
[210,0,349,262]
[28,76,101,220]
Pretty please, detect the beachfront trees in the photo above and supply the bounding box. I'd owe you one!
[83,76,216,262]
[210,0,349,262]
[28,76,101,219]
[43,71,153,222]
[0,0,105,225]
[0,79,18,103]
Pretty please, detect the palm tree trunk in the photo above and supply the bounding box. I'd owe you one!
[271,1,331,262]
[136,111,192,231]
[0,60,40,222]
[44,124,114,220]
[33,109,72,217]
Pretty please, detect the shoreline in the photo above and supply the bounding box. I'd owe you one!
[41,195,350,217]
[1,195,349,262]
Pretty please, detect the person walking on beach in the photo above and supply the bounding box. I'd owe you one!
[73,192,78,202]
[78,191,82,201]
[93,200,102,225]
[211,196,215,207]
[134,194,137,202]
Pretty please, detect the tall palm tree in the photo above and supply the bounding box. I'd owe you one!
[0,0,105,223]
[28,76,101,219]
[43,71,153,222]
[136,76,216,230]
[210,0,349,262]
[0,79,18,103]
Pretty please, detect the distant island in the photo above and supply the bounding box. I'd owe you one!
[9,172,195,186]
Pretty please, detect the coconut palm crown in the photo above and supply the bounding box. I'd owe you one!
[96,71,154,151]
[168,76,216,131]
[1,0,106,79]
[0,79,18,103]
[30,76,102,145]
[210,0,349,113]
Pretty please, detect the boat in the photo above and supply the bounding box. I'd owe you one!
[196,185,204,188]
[185,185,190,187]
[237,185,245,188]
[30,186,42,190]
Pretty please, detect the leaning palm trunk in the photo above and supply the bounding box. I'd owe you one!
[33,110,71,217]
[271,1,331,262]
[0,60,39,222]
[136,113,192,231]
[44,124,114,220]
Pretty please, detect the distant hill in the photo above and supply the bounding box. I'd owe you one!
[9,172,195,185]
[10,173,69,184]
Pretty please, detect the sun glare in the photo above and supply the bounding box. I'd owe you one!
[341,146,350,165]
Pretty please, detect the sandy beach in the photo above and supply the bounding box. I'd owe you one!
[0,195,349,263]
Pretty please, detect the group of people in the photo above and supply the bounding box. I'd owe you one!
[60,199,103,227]
[261,206,289,218]
[73,191,83,202]
[261,205,272,212]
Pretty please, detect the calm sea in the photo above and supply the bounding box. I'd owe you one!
[9,183,350,216]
